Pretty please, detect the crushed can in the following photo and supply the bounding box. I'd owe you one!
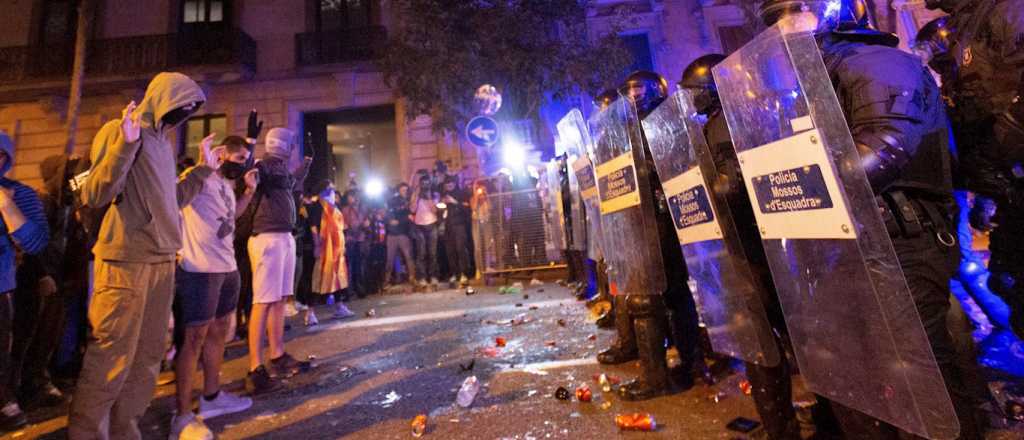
[615,413,656,431]
[554,386,571,401]
[495,337,507,347]
[575,385,592,402]
[411,414,427,437]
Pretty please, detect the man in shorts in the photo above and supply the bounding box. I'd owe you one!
[245,127,312,393]
[170,135,258,439]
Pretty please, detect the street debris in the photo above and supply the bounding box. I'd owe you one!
[615,413,657,432]
[600,401,613,410]
[456,376,481,408]
[554,386,571,401]
[739,379,752,395]
[544,340,557,347]
[587,334,597,341]
[495,337,507,347]
[575,385,592,402]
[381,390,402,408]
[465,286,476,295]
[556,319,566,327]
[480,347,500,358]
[530,279,543,286]
[411,415,427,437]
[366,308,377,317]
[459,359,476,372]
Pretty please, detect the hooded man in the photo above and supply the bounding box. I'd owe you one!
[0,131,48,433]
[68,72,211,440]
[242,126,312,394]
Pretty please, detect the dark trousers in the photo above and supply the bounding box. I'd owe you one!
[832,226,983,440]
[385,235,415,284]
[413,224,439,281]
[346,241,364,295]
[11,284,65,397]
[0,292,13,405]
[443,223,471,279]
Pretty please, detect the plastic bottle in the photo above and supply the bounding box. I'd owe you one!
[456,376,480,408]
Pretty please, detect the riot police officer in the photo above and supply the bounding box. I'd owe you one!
[757,1,983,438]
[925,0,1024,343]
[625,71,706,398]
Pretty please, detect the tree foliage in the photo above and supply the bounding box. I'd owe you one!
[377,0,633,132]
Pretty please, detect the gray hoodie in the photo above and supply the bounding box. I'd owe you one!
[84,72,212,262]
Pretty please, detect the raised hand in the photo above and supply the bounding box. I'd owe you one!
[121,101,141,143]
[247,109,264,144]
[197,133,224,170]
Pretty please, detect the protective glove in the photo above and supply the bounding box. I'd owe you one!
[968,196,998,232]
[246,110,263,144]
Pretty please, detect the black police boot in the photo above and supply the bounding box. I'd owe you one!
[666,309,699,390]
[597,295,638,364]
[619,295,670,401]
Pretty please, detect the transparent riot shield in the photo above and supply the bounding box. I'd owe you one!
[642,89,780,367]
[589,98,665,296]
[557,110,598,257]
[557,113,589,254]
[712,26,958,439]
[539,161,567,262]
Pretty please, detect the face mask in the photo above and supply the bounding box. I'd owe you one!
[161,102,202,129]
[220,161,248,180]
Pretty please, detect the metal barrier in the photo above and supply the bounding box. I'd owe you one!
[472,188,566,277]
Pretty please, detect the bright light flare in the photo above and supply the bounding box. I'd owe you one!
[365,177,385,198]
[503,140,527,168]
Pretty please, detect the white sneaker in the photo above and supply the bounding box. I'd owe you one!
[168,412,213,440]
[295,302,309,312]
[334,303,356,319]
[305,309,319,326]
[284,302,299,317]
[198,390,253,420]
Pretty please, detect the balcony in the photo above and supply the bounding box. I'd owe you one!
[295,26,387,66]
[0,28,257,86]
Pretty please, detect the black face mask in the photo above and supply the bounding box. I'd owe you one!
[161,101,203,128]
[220,161,248,180]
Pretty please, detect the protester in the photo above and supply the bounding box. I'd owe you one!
[10,153,88,414]
[384,184,416,287]
[169,135,257,439]
[243,126,311,394]
[364,207,388,294]
[440,176,472,284]
[341,189,367,298]
[69,72,206,439]
[411,175,440,286]
[295,194,319,326]
[0,132,49,432]
[309,181,355,318]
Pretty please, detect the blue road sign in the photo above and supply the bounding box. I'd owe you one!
[466,116,499,147]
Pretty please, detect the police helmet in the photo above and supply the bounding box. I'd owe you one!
[593,88,619,111]
[619,70,669,118]
[680,54,727,116]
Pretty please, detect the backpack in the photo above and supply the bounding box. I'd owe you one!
[71,142,143,247]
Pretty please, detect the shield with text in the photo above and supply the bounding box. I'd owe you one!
[712,26,958,439]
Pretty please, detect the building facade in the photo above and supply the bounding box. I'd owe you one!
[0,0,938,190]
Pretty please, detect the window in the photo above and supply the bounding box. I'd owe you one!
[39,0,76,47]
[182,115,226,160]
[620,33,654,73]
[317,0,372,31]
[183,0,226,24]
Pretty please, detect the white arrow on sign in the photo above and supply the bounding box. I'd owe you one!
[470,125,496,142]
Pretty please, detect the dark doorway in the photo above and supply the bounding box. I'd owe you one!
[302,105,399,198]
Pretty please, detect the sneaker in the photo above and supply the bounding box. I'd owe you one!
[295,302,309,312]
[198,390,253,420]
[305,309,319,326]
[246,366,281,395]
[417,279,428,287]
[0,402,27,432]
[284,301,299,317]
[168,412,213,440]
[326,294,336,306]
[21,382,66,409]
[449,276,457,284]
[269,352,312,377]
[430,278,440,285]
[333,303,356,319]
[459,275,469,284]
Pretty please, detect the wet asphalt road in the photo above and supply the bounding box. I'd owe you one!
[8,283,1024,439]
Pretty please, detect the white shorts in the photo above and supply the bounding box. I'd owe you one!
[248,232,296,304]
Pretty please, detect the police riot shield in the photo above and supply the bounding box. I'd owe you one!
[556,117,589,254]
[540,161,567,262]
[589,97,665,296]
[642,89,780,367]
[557,110,599,258]
[712,26,958,439]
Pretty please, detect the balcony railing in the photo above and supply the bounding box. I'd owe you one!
[295,26,387,66]
[0,28,257,85]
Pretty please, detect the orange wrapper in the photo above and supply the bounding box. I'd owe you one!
[739,380,752,395]
[411,415,427,437]
[495,337,506,347]
[615,413,656,431]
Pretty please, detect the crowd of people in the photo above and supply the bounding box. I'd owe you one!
[0,70,479,440]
